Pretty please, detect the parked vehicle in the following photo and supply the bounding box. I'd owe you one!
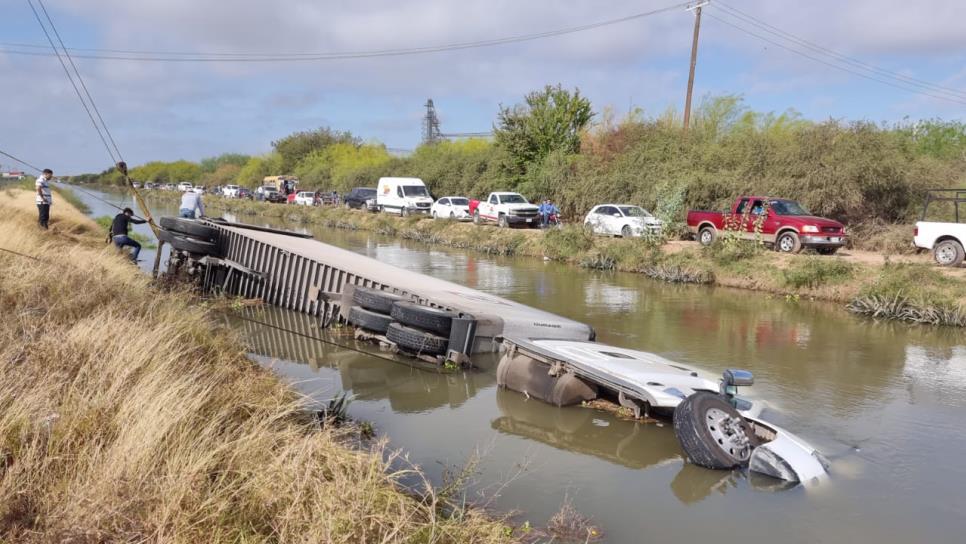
[264,189,286,203]
[431,196,471,220]
[131,181,141,189]
[163,183,176,191]
[376,177,434,216]
[914,189,966,267]
[143,182,156,190]
[177,182,193,192]
[344,187,377,210]
[264,175,299,195]
[470,192,540,228]
[237,187,252,200]
[687,196,847,254]
[293,191,316,206]
[585,204,663,237]
[223,184,241,198]
[193,185,206,194]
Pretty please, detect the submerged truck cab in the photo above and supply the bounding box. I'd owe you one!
[376,177,434,216]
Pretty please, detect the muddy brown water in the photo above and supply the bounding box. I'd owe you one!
[78,188,966,543]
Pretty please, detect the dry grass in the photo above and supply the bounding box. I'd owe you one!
[0,192,514,543]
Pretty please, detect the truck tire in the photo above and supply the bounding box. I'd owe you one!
[473,210,482,225]
[159,216,220,242]
[386,322,448,356]
[776,231,802,253]
[934,239,965,267]
[352,287,406,315]
[348,305,392,334]
[390,301,457,336]
[498,214,508,228]
[673,392,756,470]
[698,226,716,246]
[157,229,221,257]
[401,207,410,217]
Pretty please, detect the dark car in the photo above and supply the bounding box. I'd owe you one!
[237,187,252,199]
[264,189,287,204]
[344,187,377,210]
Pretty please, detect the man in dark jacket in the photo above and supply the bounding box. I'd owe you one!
[109,208,147,261]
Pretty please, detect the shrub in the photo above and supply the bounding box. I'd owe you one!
[782,257,854,288]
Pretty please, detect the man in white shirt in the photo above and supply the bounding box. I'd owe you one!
[179,189,205,218]
[36,168,53,229]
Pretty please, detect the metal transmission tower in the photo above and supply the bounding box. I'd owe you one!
[422,99,442,144]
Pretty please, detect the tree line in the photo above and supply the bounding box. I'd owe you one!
[74,85,966,226]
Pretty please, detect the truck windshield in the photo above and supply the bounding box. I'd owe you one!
[619,206,652,217]
[402,186,429,197]
[770,200,810,216]
[500,194,527,204]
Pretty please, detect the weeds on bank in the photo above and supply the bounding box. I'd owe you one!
[782,257,855,289]
[848,261,966,326]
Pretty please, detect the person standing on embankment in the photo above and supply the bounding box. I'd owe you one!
[179,189,205,218]
[109,207,147,262]
[35,168,53,229]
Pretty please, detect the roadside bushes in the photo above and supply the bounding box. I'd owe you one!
[848,262,966,326]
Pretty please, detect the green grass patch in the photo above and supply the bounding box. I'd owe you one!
[782,257,855,288]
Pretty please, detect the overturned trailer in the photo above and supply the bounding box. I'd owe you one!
[158,216,828,483]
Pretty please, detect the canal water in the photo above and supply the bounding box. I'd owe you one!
[75,187,966,543]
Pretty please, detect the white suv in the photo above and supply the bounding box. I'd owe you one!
[223,184,240,198]
[914,189,966,267]
[177,182,193,192]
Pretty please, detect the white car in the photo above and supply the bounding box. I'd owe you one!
[431,196,471,220]
[584,204,663,237]
[914,189,966,267]
[193,185,206,194]
[177,182,193,192]
[223,184,240,198]
[294,191,316,206]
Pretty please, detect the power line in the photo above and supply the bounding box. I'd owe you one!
[712,2,966,102]
[704,12,966,107]
[25,0,118,163]
[3,2,692,63]
[36,0,124,161]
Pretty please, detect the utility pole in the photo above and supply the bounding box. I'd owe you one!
[683,2,707,133]
[422,99,442,145]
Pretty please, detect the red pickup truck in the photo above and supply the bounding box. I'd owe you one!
[687,196,848,254]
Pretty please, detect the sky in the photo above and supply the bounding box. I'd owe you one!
[2,0,965,174]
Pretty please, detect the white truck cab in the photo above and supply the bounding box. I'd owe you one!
[914,189,966,267]
[473,192,540,228]
[376,177,434,216]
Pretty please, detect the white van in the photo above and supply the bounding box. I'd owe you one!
[376,177,434,216]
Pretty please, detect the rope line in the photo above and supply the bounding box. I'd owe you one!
[0,148,43,173]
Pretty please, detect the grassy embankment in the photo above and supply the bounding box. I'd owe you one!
[144,191,966,327]
[0,189,514,543]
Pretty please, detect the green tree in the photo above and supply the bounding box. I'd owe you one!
[235,153,283,188]
[272,127,358,172]
[494,84,593,175]
[199,153,251,173]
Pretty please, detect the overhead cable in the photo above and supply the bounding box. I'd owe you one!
[3,2,692,63]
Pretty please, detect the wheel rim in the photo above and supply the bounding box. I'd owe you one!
[779,235,794,252]
[936,245,956,265]
[700,230,712,245]
[622,226,631,237]
[499,216,506,227]
[450,212,455,218]
[704,408,752,463]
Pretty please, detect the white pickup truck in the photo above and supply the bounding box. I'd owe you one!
[914,189,966,267]
[471,192,540,228]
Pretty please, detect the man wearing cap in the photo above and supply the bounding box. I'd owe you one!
[109,207,147,262]
[35,168,54,229]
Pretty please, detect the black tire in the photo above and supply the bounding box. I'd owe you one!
[157,229,221,256]
[776,231,802,253]
[498,214,508,228]
[673,392,757,470]
[933,239,965,267]
[352,286,406,314]
[386,322,448,356]
[159,216,220,242]
[390,301,457,336]
[473,210,481,225]
[348,305,392,334]
[698,226,716,246]
[401,207,410,217]
[621,225,632,238]
[816,247,839,255]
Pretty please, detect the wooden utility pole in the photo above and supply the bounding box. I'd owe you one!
[683,3,705,133]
